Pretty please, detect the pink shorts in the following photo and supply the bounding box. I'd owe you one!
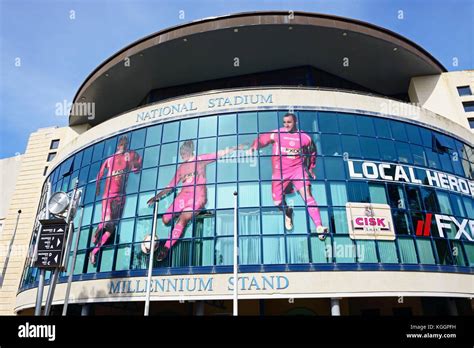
[271,167,310,204]
[162,190,206,224]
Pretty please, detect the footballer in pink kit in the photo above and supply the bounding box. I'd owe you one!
[90,136,142,265]
[147,140,243,261]
[248,113,328,239]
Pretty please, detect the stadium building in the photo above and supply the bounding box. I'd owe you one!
[1,11,473,316]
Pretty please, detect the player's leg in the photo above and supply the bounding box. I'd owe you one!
[272,180,293,230]
[158,210,193,261]
[92,198,110,244]
[90,230,111,266]
[296,184,328,240]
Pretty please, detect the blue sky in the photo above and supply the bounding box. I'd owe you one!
[0,0,472,158]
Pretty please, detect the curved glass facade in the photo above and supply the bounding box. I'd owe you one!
[20,110,474,291]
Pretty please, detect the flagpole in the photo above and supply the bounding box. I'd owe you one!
[233,191,238,316]
[144,200,159,316]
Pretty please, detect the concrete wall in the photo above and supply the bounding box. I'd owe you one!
[0,156,23,220]
[0,127,67,315]
[409,70,474,131]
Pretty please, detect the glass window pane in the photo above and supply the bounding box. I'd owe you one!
[122,194,137,218]
[199,116,217,138]
[238,112,258,133]
[416,239,436,264]
[369,184,387,204]
[180,118,198,140]
[115,245,131,270]
[398,237,418,263]
[411,145,427,166]
[391,121,408,142]
[142,146,160,168]
[193,239,214,266]
[215,237,233,265]
[450,194,466,217]
[374,118,392,138]
[356,240,378,263]
[217,161,236,183]
[137,192,154,216]
[159,143,178,165]
[99,246,114,272]
[332,208,348,233]
[219,114,236,135]
[134,217,152,243]
[263,236,286,264]
[140,169,157,192]
[239,208,260,235]
[347,181,369,203]
[324,157,346,180]
[341,135,361,158]
[387,184,406,209]
[130,129,146,150]
[318,112,338,133]
[118,218,134,244]
[198,137,216,155]
[145,124,162,147]
[405,186,422,210]
[338,113,357,134]
[356,116,375,137]
[396,142,413,163]
[216,184,237,209]
[330,182,347,206]
[298,111,318,133]
[157,165,176,189]
[162,122,179,143]
[378,139,397,162]
[421,188,440,213]
[92,142,105,162]
[436,191,453,215]
[333,236,356,262]
[82,147,93,166]
[262,208,284,235]
[378,241,398,263]
[238,182,260,207]
[310,181,327,206]
[321,134,342,156]
[258,111,278,132]
[310,236,331,263]
[287,236,309,263]
[406,124,422,145]
[359,137,380,159]
[240,237,261,265]
[103,137,118,158]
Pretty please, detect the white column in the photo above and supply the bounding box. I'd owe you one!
[331,298,341,316]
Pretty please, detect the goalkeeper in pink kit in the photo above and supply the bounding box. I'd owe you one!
[90,136,142,265]
[147,140,243,261]
[248,113,328,239]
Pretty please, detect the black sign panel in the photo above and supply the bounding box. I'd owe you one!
[34,219,67,269]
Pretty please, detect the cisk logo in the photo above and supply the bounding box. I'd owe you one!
[353,206,390,231]
[346,202,395,240]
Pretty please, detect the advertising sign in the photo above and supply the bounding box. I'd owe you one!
[346,203,395,240]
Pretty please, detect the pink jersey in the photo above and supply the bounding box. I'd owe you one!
[251,128,316,175]
[97,151,142,197]
[165,152,217,197]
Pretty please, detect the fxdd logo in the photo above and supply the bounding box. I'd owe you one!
[415,213,432,236]
[18,322,56,341]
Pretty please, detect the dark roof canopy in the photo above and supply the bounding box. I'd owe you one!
[70,11,446,126]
